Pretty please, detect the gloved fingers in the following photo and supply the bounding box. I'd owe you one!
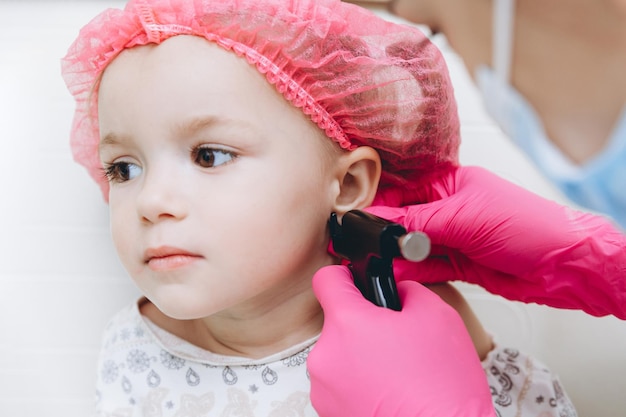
[312,265,376,316]
[393,252,522,291]
[395,281,485,368]
[395,279,455,318]
[392,256,461,284]
[364,204,426,233]
[400,253,586,312]
[365,202,464,248]
[366,167,556,251]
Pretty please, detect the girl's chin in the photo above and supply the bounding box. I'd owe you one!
[145,296,217,321]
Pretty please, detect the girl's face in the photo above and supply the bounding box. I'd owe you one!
[97,36,344,321]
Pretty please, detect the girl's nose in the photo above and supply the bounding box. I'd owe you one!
[136,167,188,224]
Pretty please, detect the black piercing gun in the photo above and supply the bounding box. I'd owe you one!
[329,210,431,311]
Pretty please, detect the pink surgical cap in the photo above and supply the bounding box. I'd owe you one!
[62,0,460,202]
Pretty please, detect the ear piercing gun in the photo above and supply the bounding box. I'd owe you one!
[329,210,431,311]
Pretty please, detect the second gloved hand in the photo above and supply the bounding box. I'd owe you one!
[308,265,495,417]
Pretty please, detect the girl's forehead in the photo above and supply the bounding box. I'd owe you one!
[98,36,327,149]
[101,37,285,115]
[103,36,256,89]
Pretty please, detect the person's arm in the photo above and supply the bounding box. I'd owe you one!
[367,166,626,319]
[308,265,497,417]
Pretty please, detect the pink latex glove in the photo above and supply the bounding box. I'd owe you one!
[367,166,626,319]
[308,265,496,417]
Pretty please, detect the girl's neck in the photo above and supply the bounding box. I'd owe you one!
[140,286,324,360]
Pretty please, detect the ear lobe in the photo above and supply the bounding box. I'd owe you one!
[333,146,381,214]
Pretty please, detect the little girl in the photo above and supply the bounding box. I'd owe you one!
[62,0,577,415]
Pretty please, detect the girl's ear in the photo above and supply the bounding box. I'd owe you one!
[333,146,381,215]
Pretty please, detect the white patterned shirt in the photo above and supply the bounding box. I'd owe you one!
[94,299,577,417]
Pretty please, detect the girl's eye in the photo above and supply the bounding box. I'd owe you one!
[193,146,236,168]
[103,161,142,183]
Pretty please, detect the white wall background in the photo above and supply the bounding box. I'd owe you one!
[0,2,624,417]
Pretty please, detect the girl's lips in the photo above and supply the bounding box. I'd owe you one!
[147,254,202,271]
[144,246,203,271]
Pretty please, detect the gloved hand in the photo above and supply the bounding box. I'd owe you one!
[367,166,626,319]
[308,265,496,417]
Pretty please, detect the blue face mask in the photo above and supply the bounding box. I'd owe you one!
[476,0,626,229]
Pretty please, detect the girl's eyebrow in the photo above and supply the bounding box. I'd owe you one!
[99,132,127,154]
[98,116,259,153]
[174,115,258,138]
